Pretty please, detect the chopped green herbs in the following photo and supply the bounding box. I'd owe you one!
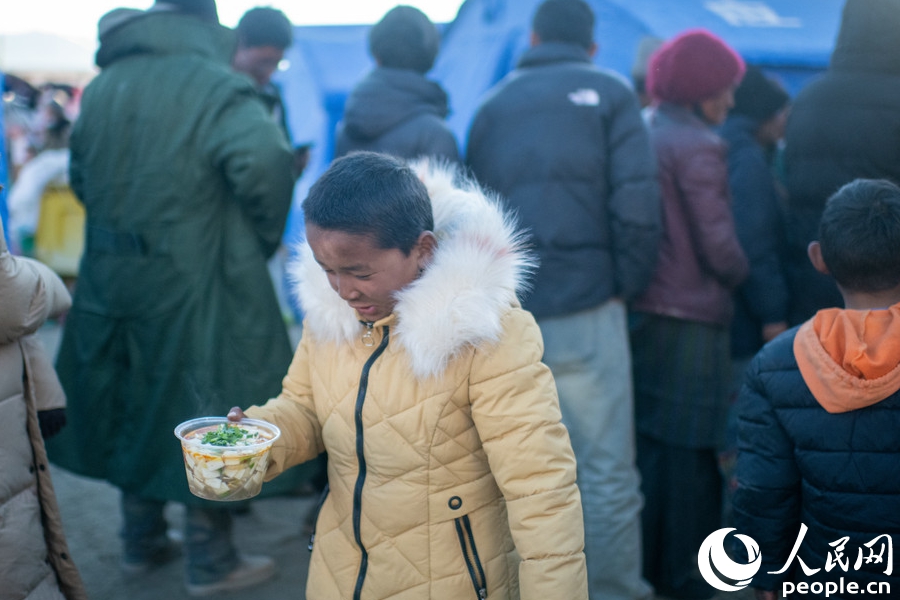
[200,423,260,447]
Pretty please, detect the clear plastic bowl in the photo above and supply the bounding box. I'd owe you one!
[174,417,280,502]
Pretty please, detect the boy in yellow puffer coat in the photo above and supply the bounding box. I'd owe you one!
[229,152,588,599]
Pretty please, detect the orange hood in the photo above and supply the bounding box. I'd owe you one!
[794,302,900,413]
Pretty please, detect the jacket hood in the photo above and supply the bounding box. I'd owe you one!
[341,67,449,141]
[830,0,900,75]
[289,160,536,379]
[794,302,900,413]
[95,9,235,69]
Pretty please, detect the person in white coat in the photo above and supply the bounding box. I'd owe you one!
[0,215,87,600]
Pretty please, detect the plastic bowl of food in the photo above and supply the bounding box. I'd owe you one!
[174,417,280,502]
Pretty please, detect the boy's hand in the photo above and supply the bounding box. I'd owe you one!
[227,407,247,422]
[755,589,778,600]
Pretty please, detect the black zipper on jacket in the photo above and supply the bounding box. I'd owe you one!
[307,482,330,552]
[352,324,390,600]
[454,514,488,600]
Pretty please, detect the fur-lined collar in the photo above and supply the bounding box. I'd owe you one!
[289,160,534,379]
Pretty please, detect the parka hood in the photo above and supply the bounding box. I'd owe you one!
[94,9,235,69]
[794,302,900,413]
[289,160,536,379]
[341,67,450,141]
[830,0,900,75]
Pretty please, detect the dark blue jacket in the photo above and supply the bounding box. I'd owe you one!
[720,114,790,358]
[465,42,660,319]
[335,67,459,163]
[732,326,900,595]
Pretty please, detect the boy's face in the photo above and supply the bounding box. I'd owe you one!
[306,224,434,323]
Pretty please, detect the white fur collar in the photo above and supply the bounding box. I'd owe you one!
[288,159,535,380]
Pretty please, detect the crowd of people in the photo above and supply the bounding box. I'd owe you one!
[2,0,899,599]
[3,80,82,276]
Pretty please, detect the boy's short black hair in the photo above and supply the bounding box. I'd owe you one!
[369,5,440,74]
[237,7,293,50]
[533,0,594,50]
[303,152,434,255]
[819,178,900,293]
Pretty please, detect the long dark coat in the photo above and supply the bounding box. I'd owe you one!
[47,10,296,505]
[782,0,900,324]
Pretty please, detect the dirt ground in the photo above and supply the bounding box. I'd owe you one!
[51,464,317,599]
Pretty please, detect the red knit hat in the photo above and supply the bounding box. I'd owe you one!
[647,29,746,104]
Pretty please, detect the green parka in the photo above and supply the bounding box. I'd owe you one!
[46,10,296,505]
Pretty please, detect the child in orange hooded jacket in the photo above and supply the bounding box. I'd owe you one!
[732,178,900,600]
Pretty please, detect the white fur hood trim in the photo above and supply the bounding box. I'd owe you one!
[289,159,535,379]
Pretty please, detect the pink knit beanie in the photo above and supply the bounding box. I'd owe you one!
[647,29,746,104]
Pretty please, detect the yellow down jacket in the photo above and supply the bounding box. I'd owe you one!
[246,162,588,600]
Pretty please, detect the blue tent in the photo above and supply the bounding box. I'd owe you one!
[276,25,372,249]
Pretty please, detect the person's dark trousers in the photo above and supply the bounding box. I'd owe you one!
[637,434,722,600]
[121,492,238,583]
[184,504,239,584]
[121,492,170,565]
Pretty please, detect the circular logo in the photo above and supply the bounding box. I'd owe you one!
[698,527,762,592]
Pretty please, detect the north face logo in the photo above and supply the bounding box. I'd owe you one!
[568,88,600,106]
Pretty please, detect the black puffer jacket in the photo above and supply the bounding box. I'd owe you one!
[782,0,900,324]
[335,67,459,163]
[733,314,900,595]
[466,42,660,319]
[720,114,789,357]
